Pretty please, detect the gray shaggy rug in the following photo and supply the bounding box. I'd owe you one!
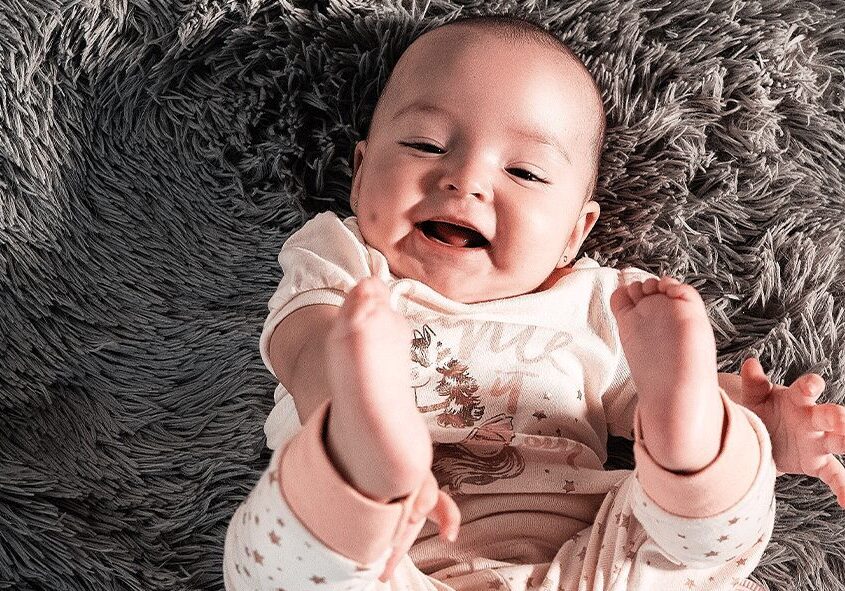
[1,0,844,589]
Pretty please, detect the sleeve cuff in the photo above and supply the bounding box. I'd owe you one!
[633,387,765,517]
[277,398,422,564]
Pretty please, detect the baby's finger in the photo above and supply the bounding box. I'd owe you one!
[379,476,456,582]
[789,372,826,403]
[810,404,845,433]
[823,432,845,455]
[378,517,426,583]
[739,357,772,406]
[815,455,845,508]
[410,473,461,541]
[378,475,434,583]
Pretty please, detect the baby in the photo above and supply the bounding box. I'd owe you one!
[224,14,845,591]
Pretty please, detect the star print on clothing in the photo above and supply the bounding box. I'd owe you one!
[252,549,264,565]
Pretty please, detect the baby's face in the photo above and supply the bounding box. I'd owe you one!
[350,27,603,304]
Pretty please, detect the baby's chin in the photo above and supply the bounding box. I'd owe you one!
[382,235,557,303]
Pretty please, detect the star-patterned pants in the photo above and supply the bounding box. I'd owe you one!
[224,397,776,591]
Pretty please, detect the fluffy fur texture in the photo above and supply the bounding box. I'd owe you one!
[1,0,843,589]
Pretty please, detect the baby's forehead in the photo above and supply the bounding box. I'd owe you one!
[369,25,605,150]
[401,26,569,73]
[383,30,583,103]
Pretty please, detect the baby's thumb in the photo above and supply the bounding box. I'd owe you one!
[740,357,772,405]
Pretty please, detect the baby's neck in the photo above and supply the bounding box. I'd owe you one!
[530,266,573,294]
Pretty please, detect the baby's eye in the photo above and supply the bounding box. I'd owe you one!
[399,141,446,154]
[507,168,549,184]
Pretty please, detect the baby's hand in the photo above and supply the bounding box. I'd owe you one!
[739,357,845,507]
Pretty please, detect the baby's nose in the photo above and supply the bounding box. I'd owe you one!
[438,157,492,200]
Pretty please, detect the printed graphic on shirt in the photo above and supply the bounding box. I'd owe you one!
[410,322,525,495]
[411,323,485,427]
[409,320,595,497]
[403,312,617,498]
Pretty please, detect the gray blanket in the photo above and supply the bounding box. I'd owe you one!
[1,0,843,589]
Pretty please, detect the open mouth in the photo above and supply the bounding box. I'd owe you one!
[416,220,489,249]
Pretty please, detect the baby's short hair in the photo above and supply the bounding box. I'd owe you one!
[373,14,607,201]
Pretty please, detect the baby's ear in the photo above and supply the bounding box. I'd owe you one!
[578,199,600,240]
[352,140,367,178]
[561,200,600,265]
[350,141,368,213]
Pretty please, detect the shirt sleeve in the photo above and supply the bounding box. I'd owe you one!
[258,212,375,380]
[600,266,660,440]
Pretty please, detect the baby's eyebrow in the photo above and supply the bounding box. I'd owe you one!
[391,101,571,165]
[509,126,572,165]
[391,102,449,122]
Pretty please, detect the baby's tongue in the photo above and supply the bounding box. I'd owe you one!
[429,221,479,247]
